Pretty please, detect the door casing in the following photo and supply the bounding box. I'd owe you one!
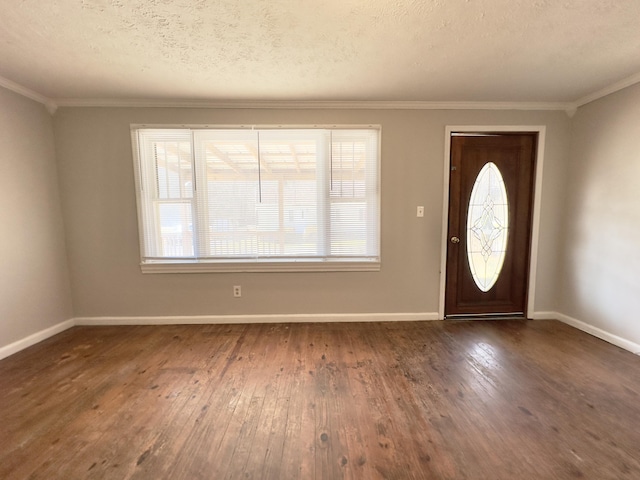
[438,126,546,319]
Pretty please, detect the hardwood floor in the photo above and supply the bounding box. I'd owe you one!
[1,320,639,479]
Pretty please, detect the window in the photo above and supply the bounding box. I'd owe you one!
[466,162,509,292]
[131,126,380,272]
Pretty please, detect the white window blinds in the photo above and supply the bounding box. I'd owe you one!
[132,126,380,272]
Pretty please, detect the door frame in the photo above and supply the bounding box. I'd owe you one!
[438,125,546,319]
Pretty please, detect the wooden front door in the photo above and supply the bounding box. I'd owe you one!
[445,134,537,317]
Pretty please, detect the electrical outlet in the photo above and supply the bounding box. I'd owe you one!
[417,206,424,217]
[233,285,242,297]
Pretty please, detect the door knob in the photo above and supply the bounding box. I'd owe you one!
[450,236,460,244]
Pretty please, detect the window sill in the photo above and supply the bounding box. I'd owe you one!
[140,259,381,274]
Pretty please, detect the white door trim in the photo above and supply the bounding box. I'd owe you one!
[438,126,546,319]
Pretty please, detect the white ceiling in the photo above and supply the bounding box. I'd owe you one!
[1,0,640,107]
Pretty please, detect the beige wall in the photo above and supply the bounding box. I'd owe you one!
[560,83,640,346]
[0,88,73,347]
[53,107,570,318]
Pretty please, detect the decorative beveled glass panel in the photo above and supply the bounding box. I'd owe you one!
[466,162,509,292]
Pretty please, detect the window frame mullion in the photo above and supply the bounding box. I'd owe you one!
[189,130,203,259]
[192,130,209,260]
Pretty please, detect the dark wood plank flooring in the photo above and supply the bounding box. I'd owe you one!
[1,320,639,479]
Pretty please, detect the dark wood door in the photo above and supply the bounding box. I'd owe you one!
[445,134,536,317]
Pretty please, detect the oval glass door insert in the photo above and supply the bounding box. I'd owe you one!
[466,162,509,292]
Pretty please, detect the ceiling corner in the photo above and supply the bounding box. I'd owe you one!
[0,75,57,115]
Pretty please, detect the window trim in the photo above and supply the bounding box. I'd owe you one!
[140,259,381,274]
[131,124,382,274]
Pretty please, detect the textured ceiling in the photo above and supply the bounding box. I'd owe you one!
[1,0,640,104]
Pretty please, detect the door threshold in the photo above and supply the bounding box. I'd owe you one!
[446,313,526,321]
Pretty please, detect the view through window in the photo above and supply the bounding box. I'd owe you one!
[132,126,380,272]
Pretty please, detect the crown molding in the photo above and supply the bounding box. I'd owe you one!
[53,97,573,112]
[3,71,640,116]
[572,71,640,109]
[0,75,57,114]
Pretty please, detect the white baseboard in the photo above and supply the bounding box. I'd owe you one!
[0,319,75,361]
[530,311,558,320]
[74,312,440,326]
[532,310,640,355]
[555,312,640,355]
[0,313,439,360]
[7,311,637,360]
